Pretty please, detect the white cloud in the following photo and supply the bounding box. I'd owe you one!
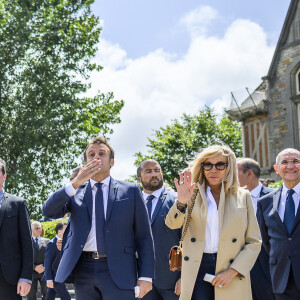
[179,5,218,37]
[88,7,275,180]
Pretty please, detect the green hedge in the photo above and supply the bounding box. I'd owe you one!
[41,218,69,240]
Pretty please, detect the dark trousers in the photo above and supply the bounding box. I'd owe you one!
[251,259,275,300]
[0,266,21,300]
[73,256,135,300]
[46,282,71,300]
[27,275,47,300]
[143,283,179,300]
[192,253,216,300]
[275,269,300,300]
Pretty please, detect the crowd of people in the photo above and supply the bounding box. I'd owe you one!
[0,135,300,300]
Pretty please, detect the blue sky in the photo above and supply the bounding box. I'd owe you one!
[86,1,291,180]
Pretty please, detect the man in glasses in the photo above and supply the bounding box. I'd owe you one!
[257,148,300,299]
[137,159,181,299]
[237,158,275,300]
[0,158,33,299]
[27,221,49,300]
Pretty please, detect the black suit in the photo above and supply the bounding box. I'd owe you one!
[251,185,275,300]
[0,192,33,300]
[27,236,49,300]
[257,187,300,299]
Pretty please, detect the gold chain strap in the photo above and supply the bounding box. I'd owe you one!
[178,188,198,248]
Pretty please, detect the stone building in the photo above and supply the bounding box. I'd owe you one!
[227,0,300,179]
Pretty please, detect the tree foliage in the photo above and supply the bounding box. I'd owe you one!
[134,107,242,187]
[0,0,124,218]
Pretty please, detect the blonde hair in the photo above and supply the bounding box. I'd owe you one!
[189,145,239,195]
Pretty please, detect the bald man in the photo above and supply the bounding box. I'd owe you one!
[257,148,300,299]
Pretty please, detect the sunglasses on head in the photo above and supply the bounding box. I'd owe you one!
[202,162,228,171]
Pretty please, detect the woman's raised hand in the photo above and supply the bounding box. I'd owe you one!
[174,170,195,204]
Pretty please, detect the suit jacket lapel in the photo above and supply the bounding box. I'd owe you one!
[106,178,118,223]
[0,193,7,228]
[272,187,287,232]
[150,189,165,224]
[291,198,300,233]
[84,182,93,220]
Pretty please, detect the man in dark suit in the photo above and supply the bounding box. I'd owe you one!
[257,148,300,299]
[43,136,154,300]
[237,158,275,300]
[137,159,181,300]
[44,222,71,300]
[27,221,49,300]
[0,157,33,299]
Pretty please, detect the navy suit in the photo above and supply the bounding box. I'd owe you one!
[251,185,275,300]
[44,236,70,300]
[0,192,33,300]
[42,178,154,298]
[143,188,180,300]
[257,187,300,298]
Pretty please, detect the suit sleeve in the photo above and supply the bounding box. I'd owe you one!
[18,200,34,281]
[42,187,71,219]
[165,201,186,229]
[257,199,271,253]
[230,191,262,277]
[133,186,155,279]
[44,242,56,281]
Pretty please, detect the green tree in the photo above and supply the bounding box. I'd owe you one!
[134,107,242,187]
[0,0,124,219]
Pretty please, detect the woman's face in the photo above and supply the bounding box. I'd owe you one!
[202,155,228,188]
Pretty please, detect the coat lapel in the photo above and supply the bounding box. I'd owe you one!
[106,178,118,223]
[272,187,287,232]
[218,182,226,233]
[150,189,165,224]
[0,193,8,228]
[84,182,93,220]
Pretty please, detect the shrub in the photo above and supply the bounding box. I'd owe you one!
[41,218,69,240]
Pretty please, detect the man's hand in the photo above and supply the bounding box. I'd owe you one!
[211,268,238,288]
[71,159,102,189]
[35,264,44,274]
[137,280,152,298]
[56,239,62,251]
[17,281,31,297]
[174,278,181,295]
[47,280,54,288]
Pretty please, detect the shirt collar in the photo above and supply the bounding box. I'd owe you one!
[250,183,262,198]
[282,181,300,197]
[33,235,40,240]
[143,186,164,200]
[0,189,3,202]
[90,176,111,189]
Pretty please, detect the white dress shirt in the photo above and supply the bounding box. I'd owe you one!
[278,182,300,222]
[65,176,110,252]
[250,183,263,214]
[204,186,219,253]
[142,186,164,217]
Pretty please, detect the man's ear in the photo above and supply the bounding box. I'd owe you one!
[137,177,142,184]
[273,164,279,174]
[110,159,114,168]
[3,173,6,181]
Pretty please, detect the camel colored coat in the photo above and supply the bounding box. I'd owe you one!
[165,183,261,300]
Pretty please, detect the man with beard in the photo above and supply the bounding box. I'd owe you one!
[137,159,181,300]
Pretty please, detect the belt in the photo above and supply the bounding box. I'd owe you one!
[82,251,107,259]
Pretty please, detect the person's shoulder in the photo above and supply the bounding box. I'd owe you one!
[111,178,139,189]
[41,237,50,242]
[259,188,280,204]
[4,192,25,203]
[261,185,275,195]
[236,186,251,197]
[163,188,177,200]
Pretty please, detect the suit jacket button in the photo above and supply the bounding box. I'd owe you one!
[232,238,237,243]
[191,238,196,242]
[288,238,292,241]
[184,256,189,261]
[229,259,234,263]
[174,213,178,219]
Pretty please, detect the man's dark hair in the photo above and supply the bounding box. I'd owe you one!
[55,222,67,234]
[0,158,6,175]
[83,136,114,162]
[137,159,159,178]
[237,158,261,179]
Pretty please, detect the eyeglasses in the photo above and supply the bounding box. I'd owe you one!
[202,162,228,171]
[34,227,42,230]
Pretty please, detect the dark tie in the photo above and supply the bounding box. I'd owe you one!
[283,189,295,234]
[95,182,106,254]
[35,237,39,249]
[146,195,155,220]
